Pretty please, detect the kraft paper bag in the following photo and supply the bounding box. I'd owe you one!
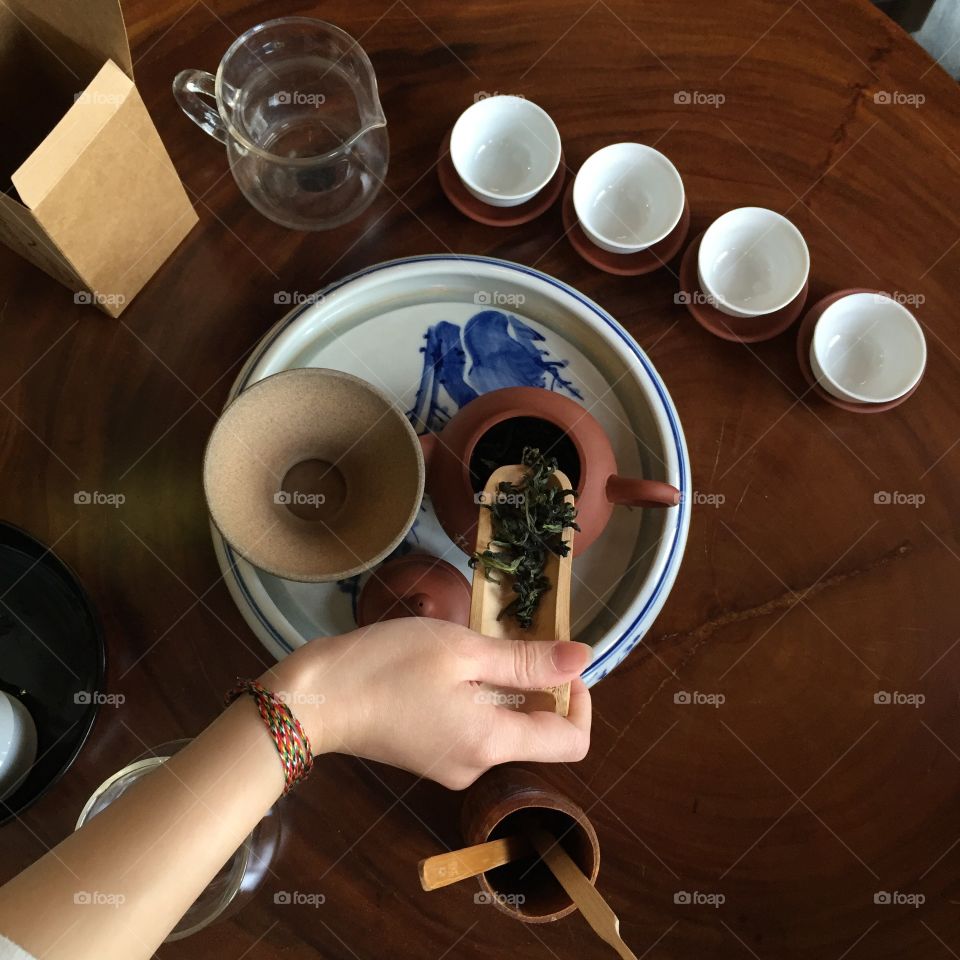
[0,0,198,317]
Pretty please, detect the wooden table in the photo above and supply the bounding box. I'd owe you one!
[3,0,960,956]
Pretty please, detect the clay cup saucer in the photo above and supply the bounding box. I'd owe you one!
[679,231,808,342]
[796,289,922,413]
[439,132,566,227]
[562,184,690,276]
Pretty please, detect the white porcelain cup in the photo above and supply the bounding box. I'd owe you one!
[698,208,809,318]
[0,691,38,803]
[572,143,684,254]
[809,292,926,403]
[449,96,561,208]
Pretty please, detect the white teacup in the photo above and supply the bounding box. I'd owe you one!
[810,292,926,403]
[450,96,561,208]
[0,691,37,803]
[698,208,809,318]
[573,143,684,253]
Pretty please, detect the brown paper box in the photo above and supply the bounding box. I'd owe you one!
[0,0,198,317]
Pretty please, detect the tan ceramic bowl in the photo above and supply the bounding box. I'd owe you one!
[203,368,424,582]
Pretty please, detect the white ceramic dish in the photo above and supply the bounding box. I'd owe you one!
[573,143,685,254]
[0,692,37,803]
[698,207,809,318]
[810,292,926,403]
[211,255,690,687]
[449,96,561,207]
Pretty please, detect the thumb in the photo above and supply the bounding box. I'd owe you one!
[473,638,591,690]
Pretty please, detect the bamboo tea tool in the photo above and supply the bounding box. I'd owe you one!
[529,827,637,960]
[469,464,576,716]
[418,834,532,891]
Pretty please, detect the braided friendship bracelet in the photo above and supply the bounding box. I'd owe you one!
[226,678,314,794]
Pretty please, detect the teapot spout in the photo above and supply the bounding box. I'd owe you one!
[606,475,680,508]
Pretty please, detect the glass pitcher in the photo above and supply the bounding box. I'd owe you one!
[173,17,389,230]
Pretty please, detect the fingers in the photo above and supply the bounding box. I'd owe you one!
[465,635,591,690]
[565,677,592,737]
[492,678,592,764]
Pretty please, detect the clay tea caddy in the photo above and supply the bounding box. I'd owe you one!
[419,386,680,556]
[460,766,600,923]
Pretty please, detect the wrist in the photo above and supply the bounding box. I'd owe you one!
[256,643,333,755]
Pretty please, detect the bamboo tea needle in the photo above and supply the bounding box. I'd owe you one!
[528,827,638,960]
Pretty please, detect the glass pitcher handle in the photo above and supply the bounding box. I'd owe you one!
[172,69,227,144]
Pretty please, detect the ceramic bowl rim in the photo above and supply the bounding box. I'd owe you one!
[810,292,927,403]
[698,206,810,317]
[449,95,562,204]
[203,367,426,582]
[573,142,685,253]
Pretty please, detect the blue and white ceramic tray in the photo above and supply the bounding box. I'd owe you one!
[212,255,691,686]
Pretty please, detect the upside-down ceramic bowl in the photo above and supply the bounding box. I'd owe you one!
[203,368,424,582]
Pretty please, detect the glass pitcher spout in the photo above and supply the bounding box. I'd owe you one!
[330,71,387,161]
[341,113,386,154]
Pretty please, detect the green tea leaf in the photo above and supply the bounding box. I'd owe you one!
[469,447,578,628]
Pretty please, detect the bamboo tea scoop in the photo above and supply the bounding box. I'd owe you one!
[469,464,575,716]
[418,834,532,891]
[529,828,637,960]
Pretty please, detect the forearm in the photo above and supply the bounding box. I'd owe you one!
[0,657,310,960]
[0,624,591,959]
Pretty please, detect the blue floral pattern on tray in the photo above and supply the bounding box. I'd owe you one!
[407,309,581,431]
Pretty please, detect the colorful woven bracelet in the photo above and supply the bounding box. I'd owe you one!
[226,678,314,794]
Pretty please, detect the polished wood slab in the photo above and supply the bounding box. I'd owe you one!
[2,1,960,958]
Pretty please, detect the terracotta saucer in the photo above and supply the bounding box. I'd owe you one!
[561,185,690,276]
[678,231,808,342]
[795,288,920,413]
[437,131,566,227]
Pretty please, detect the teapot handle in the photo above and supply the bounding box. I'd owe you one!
[172,69,227,144]
[606,474,680,508]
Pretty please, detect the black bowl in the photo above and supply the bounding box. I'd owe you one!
[0,522,104,825]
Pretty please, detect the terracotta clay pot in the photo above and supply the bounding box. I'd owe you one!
[461,766,600,923]
[420,386,679,555]
[355,554,471,626]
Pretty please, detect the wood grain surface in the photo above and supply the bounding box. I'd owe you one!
[1,1,959,958]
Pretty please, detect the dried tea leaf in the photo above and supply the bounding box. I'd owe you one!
[469,447,579,628]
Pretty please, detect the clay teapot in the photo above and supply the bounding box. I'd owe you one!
[420,386,679,556]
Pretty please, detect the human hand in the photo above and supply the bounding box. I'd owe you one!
[264,619,591,789]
